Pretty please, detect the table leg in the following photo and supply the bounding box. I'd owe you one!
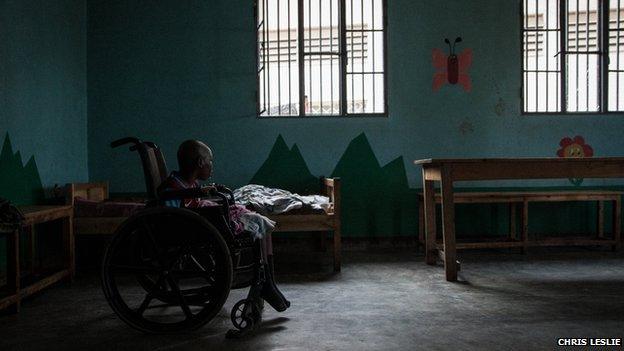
[423,173,437,265]
[440,167,457,282]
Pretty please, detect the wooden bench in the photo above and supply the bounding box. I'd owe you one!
[418,190,622,252]
[0,205,74,313]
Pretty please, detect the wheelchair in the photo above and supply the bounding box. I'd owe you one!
[102,137,270,337]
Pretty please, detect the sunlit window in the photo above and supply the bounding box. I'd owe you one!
[522,0,624,113]
[256,0,386,117]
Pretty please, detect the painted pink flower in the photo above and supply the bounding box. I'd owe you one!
[557,136,593,158]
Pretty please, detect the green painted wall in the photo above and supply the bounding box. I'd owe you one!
[1,0,87,271]
[0,134,44,205]
[87,0,624,237]
[1,0,88,197]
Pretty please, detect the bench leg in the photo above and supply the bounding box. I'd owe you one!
[333,226,341,272]
[6,230,20,313]
[509,203,517,241]
[418,199,424,252]
[597,201,605,239]
[62,214,75,280]
[521,200,529,254]
[614,199,621,251]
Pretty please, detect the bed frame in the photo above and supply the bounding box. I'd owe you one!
[267,177,342,272]
[65,182,128,236]
[65,178,342,271]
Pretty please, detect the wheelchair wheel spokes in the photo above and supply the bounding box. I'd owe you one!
[102,208,233,333]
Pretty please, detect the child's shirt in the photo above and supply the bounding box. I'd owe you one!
[158,172,275,238]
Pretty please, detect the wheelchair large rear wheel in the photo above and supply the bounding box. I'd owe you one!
[101,207,233,333]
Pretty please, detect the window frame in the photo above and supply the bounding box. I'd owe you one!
[520,0,623,115]
[254,0,389,118]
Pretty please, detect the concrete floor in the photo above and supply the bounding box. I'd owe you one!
[1,248,623,351]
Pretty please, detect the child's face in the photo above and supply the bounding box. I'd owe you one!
[197,149,213,180]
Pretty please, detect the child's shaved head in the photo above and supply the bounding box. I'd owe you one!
[177,140,213,180]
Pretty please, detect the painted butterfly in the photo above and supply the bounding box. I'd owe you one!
[432,37,472,92]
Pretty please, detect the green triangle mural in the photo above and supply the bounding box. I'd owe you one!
[0,133,44,205]
[252,133,418,237]
[250,135,319,195]
[331,133,418,237]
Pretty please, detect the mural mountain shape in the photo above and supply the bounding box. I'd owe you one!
[0,133,44,205]
[331,133,418,237]
[252,133,418,237]
[250,135,319,194]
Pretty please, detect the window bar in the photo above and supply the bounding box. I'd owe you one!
[298,0,305,116]
[331,0,334,114]
[278,0,282,115]
[535,0,539,111]
[320,0,323,114]
[264,0,271,116]
[309,0,312,113]
[372,0,376,112]
[361,0,365,113]
[546,0,549,111]
[585,0,589,111]
[524,0,528,112]
[288,0,292,114]
[599,0,608,112]
[560,0,567,112]
[575,0,580,111]
[257,0,266,115]
[351,0,355,113]
[555,0,565,112]
[339,0,348,115]
[619,0,621,110]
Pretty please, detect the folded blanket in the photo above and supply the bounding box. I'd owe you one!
[234,184,330,215]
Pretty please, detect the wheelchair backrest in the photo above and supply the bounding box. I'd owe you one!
[110,137,168,200]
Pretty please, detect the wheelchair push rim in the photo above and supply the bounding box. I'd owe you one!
[101,207,233,333]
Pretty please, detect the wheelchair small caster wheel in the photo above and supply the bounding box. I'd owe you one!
[226,298,262,339]
[231,298,262,330]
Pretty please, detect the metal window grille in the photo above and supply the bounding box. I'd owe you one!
[256,0,387,117]
[522,0,624,113]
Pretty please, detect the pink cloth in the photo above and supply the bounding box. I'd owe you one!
[159,172,251,235]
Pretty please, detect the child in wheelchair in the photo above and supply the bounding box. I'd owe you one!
[158,139,290,313]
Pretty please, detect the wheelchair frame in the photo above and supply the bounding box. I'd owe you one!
[101,137,268,336]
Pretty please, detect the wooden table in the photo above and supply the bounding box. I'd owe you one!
[0,205,74,312]
[414,157,624,282]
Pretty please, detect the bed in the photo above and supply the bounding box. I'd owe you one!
[65,177,342,271]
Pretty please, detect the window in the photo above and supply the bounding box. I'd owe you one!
[522,0,624,113]
[255,0,387,117]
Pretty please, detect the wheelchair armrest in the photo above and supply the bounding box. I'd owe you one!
[158,188,233,224]
[158,188,208,201]
[213,184,235,205]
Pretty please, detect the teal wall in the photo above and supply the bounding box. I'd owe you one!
[1,0,88,196]
[0,0,87,274]
[87,1,624,236]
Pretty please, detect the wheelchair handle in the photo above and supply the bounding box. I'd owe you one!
[110,137,141,149]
